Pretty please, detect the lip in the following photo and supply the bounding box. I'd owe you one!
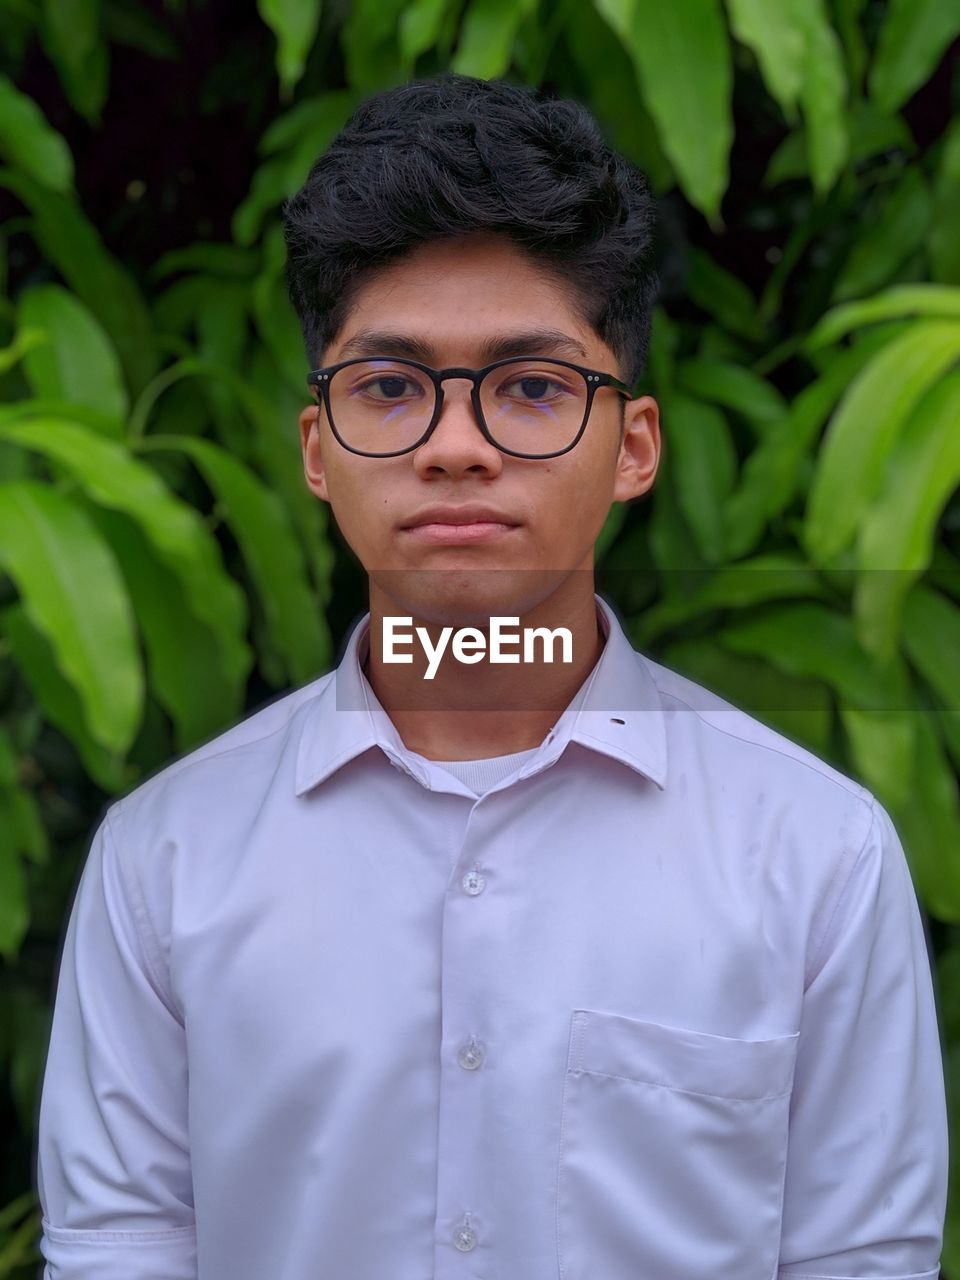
[401,521,520,544]
[401,504,522,529]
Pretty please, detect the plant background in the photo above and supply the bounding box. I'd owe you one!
[1,0,959,1274]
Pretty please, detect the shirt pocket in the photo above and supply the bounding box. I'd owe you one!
[556,1009,799,1280]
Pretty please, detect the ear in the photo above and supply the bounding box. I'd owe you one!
[299,398,331,504]
[612,394,660,503]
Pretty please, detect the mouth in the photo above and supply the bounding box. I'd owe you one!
[400,521,521,545]
[399,504,523,544]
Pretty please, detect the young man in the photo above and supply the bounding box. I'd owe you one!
[36,73,947,1280]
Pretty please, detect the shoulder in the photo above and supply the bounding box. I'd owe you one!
[109,669,336,830]
[640,651,876,836]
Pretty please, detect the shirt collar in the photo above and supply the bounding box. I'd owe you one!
[294,592,667,796]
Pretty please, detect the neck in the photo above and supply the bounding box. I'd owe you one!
[361,575,605,761]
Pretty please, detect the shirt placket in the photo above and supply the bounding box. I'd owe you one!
[433,793,506,1279]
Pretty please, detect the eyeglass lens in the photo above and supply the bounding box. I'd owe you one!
[325,359,590,457]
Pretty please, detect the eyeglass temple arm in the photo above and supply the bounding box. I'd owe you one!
[606,373,642,399]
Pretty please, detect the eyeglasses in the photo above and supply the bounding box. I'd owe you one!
[306,356,634,459]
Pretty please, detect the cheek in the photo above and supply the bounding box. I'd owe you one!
[326,470,393,544]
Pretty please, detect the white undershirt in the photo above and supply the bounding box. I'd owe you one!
[428,745,541,795]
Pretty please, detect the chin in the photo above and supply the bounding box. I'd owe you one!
[369,565,572,628]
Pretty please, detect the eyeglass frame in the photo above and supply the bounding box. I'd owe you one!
[306,355,636,460]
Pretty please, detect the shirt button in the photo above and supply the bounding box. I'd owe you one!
[461,868,486,895]
[457,1036,485,1070]
[452,1219,478,1251]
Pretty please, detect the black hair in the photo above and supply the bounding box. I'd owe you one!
[281,72,659,391]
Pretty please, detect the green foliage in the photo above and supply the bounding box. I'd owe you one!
[597,0,734,221]
[0,1,958,1273]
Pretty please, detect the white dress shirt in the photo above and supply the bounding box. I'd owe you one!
[36,592,948,1279]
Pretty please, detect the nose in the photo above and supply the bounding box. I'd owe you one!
[411,375,503,476]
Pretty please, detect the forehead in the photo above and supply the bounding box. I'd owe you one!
[328,233,598,363]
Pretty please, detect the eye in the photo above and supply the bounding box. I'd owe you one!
[355,374,425,401]
[499,374,571,402]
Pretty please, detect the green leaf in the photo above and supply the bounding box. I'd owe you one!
[8,785,48,866]
[685,248,765,342]
[719,601,916,806]
[937,946,960,1044]
[257,0,322,95]
[251,222,305,391]
[258,90,357,156]
[17,284,128,427]
[232,157,292,249]
[927,543,960,601]
[646,307,679,391]
[0,734,48,867]
[658,635,833,754]
[663,392,736,566]
[723,343,875,558]
[604,0,733,221]
[234,94,355,247]
[930,119,960,285]
[152,242,258,280]
[902,585,960,716]
[803,320,960,564]
[725,0,807,117]
[674,358,786,428]
[194,281,251,440]
[8,991,52,1139]
[245,347,337,607]
[764,99,913,187]
[1,602,133,792]
[0,481,142,753]
[39,0,108,123]
[648,446,708,579]
[935,708,960,775]
[797,0,848,194]
[565,4,674,194]
[0,327,49,377]
[839,705,916,810]
[89,509,246,753]
[451,0,537,77]
[887,713,960,922]
[151,275,219,342]
[831,168,932,303]
[128,350,334,601]
[399,0,451,62]
[592,0,634,43]
[0,397,131,437]
[833,0,868,92]
[0,169,158,395]
[339,0,410,93]
[854,372,960,660]
[595,503,629,563]
[0,418,252,691]
[0,816,28,963]
[101,0,180,59]
[719,601,909,711]
[763,132,811,188]
[635,553,827,645]
[806,282,960,350]
[137,435,329,685]
[0,75,73,191]
[869,0,960,114]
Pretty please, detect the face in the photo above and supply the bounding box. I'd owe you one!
[298,232,660,627]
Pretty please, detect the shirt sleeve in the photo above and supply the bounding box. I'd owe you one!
[777,796,948,1279]
[35,804,197,1280]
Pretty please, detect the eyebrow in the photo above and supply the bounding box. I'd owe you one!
[333,328,590,365]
